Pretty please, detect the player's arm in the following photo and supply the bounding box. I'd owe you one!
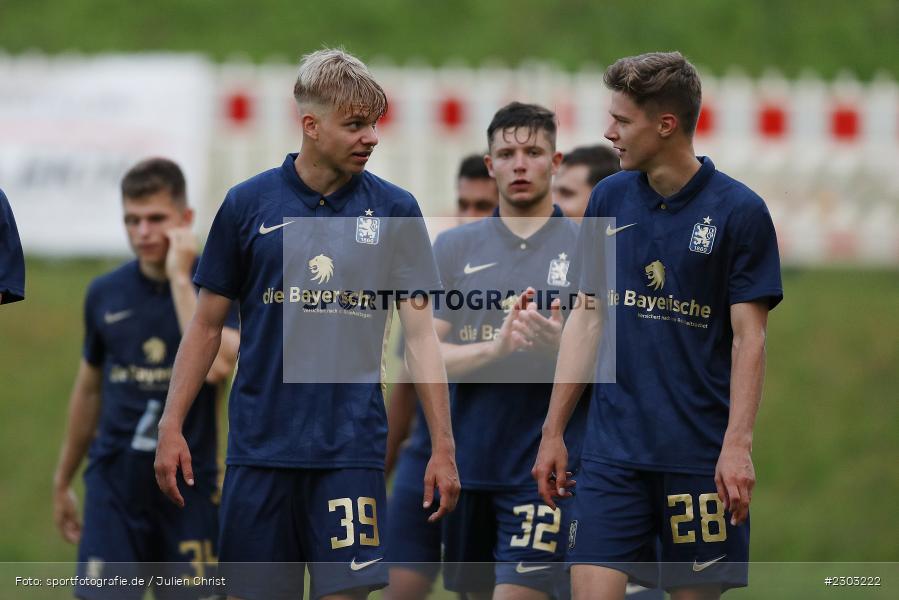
[398,297,460,522]
[155,288,232,507]
[436,288,537,377]
[385,376,417,477]
[716,300,769,526]
[166,227,239,384]
[533,292,602,509]
[52,359,103,543]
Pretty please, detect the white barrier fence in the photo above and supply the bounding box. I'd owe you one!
[2,53,898,265]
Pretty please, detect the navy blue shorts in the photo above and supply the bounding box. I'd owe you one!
[76,452,219,600]
[218,465,388,600]
[567,460,749,592]
[385,451,441,580]
[442,487,572,596]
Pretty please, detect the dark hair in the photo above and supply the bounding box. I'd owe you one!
[121,158,187,205]
[603,52,702,137]
[486,102,557,149]
[457,153,490,180]
[562,145,621,186]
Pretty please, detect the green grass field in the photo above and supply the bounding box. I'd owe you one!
[0,260,897,597]
[1,0,897,78]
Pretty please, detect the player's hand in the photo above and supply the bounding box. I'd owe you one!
[714,440,755,526]
[423,448,460,523]
[512,297,564,353]
[491,288,535,358]
[53,486,81,544]
[532,434,574,510]
[154,424,194,508]
[164,227,197,281]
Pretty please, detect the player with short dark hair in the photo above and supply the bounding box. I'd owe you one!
[534,51,783,600]
[435,102,586,600]
[52,157,240,600]
[0,188,25,305]
[553,145,620,222]
[154,48,459,600]
[384,152,498,600]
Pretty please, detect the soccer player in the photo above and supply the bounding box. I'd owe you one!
[435,102,586,600]
[533,52,783,600]
[154,49,459,600]
[0,188,25,305]
[52,158,240,599]
[552,145,620,222]
[384,153,498,600]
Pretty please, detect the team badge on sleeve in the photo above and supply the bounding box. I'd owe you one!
[356,209,380,245]
[689,216,717,254]
[547,252,571,287]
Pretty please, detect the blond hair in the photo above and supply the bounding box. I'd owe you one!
[293,48,388,119]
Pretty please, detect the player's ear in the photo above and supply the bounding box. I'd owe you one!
[181,206,195,226]
[299,106,320,140]
[484,154,494,178]
[550,150,563,175]
[658,112,678,139]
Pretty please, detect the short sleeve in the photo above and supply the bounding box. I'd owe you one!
[82,283,105,366]
[194,192,245,300]
[576,188,608,298]
[431,232,457,325]
[729,201,783,310]
[0,190,26,304]
[387,199,441,294]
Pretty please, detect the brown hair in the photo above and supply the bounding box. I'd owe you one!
[121,157,187,205]
[604,52,702,137]
[293,48,388,120]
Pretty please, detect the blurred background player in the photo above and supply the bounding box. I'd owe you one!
[552,145,621,222]
[52,158,239,600]
[384,153,498,600]
[0,188,25,305]
[154,49,459,600]
[534,52,782,600]
[435,102,586,600]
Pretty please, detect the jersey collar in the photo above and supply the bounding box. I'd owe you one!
[637,156,716,213]
[280,153,362,213]
[490,204,565,247]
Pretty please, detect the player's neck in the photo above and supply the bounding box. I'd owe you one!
[499,197,554,238]
[644,148,701,198]
[294,153,353,197]
[138,259,168,282]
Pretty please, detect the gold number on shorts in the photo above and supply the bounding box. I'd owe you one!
[328,497,355,549]
[179,539,217,579]
[668,494,696,544]
[358,497,380,547]
[510,504,535,547]
[668,493,728,544]
[533,505,561,553]
[328,496,380,549]
[511,503,561,553]
[698,493,728,542]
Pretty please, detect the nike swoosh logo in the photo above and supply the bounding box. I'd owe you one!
[625,583,649,594]
[463,262,497,275]
[104,310,132,324]
[258,221,295,235]
[349,557,383,571]
[692,554,727,572]
[515,562,551,574]
[606,223,637,236]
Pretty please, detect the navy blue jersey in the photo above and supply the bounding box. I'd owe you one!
[434,207,587,489]
[83,261,238,472]
[194,154,440,469]
[0,188,25,304]
[578,157,783,474]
